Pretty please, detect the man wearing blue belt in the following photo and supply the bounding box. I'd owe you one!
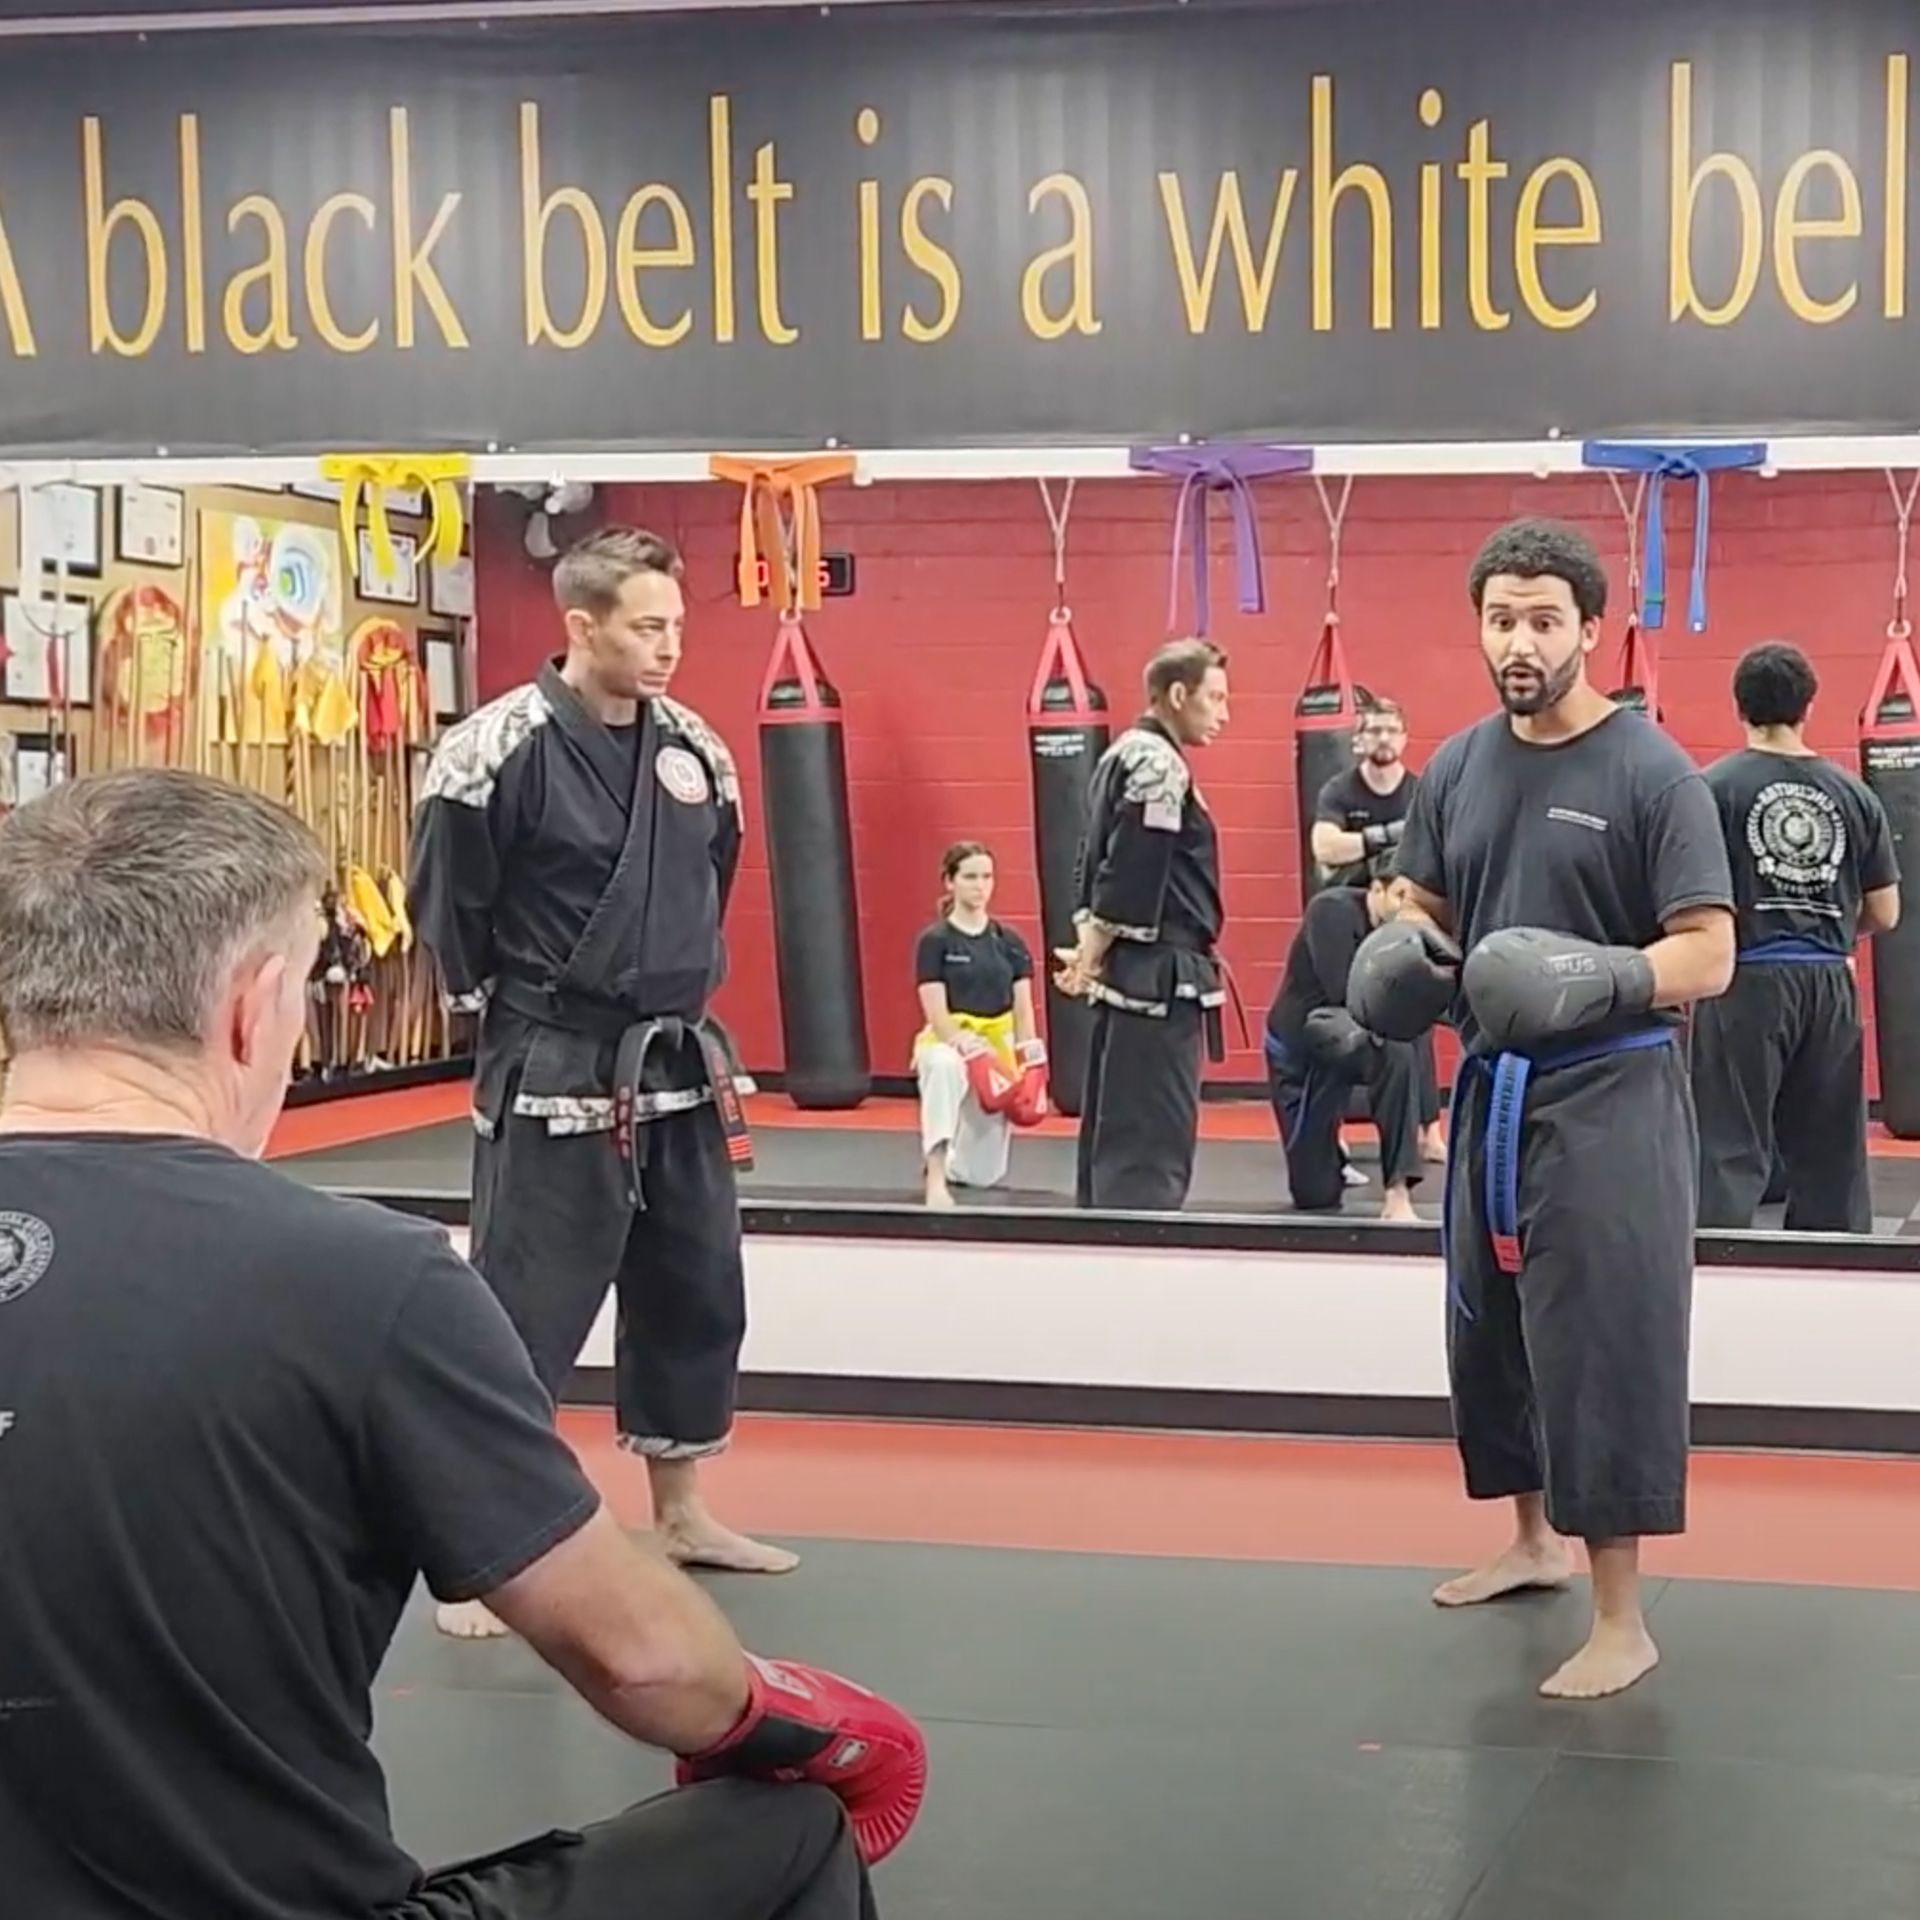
[1692,643,1900,1232]
[1344,519,1735,1700]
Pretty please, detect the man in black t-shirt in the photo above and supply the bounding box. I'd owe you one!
[1693,643,1901,1233]
[1351,520,1734,1702]
[1311,700,1416,890]
[1265,861,1422,1221]
[0,771,919,1920]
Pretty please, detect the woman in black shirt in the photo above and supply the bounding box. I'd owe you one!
[912,843,1041,1206]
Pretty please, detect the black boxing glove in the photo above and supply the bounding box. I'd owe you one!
[1301,1006,1380,1071]
[1461,926,1656,1052]
[1360,819,1406,854]
[1346,919,1460,1042]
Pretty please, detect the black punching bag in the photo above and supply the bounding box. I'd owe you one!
[759,616,871,1109]
[1861,632,1920,1137]
[1293,616,1370,909]
[1608,615,1664,722]
[1028,615,1109,1119]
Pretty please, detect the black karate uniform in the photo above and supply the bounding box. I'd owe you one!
[1072,714,1225,1212]
[1265,888,1422,1211]
[1397,709,1732,1544]
[1692,748,1898,1234]
[412,663,752,1457]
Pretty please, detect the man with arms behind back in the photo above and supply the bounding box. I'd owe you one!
[0,770,921,1919]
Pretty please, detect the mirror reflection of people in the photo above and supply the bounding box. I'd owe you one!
[1265,857,1422,1223]
[1310,697,1446,1165]
[912,843,1041,1208]
[1056,640,1230,1213]
[1692,642,1900,1233]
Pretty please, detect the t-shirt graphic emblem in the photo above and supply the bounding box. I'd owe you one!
[0,1212,55,1304]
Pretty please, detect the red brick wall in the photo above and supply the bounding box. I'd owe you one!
[473,471,1903,1093]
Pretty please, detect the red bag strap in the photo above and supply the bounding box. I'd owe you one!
[1028,613,1093,717]
[1863,629,1920,740]
[1294,614,1358,726]
[757,613,829,716]
[1611,612,1661,718]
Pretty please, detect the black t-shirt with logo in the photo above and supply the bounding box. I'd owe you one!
[1396,709,1733,1055]
[1703,747,1899,955]
[914,919,1034,1019]
[0,1136,601,1920]
[1315,766,1417,888]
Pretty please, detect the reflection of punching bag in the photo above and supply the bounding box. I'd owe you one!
[1608,614,1664,722]
[1293,616,1370,909]
[1028,616,1109,1119]
[759,616,870,1109]
[1861,633,1920,1137]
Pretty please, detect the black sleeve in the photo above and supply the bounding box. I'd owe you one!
[1084,745,1188,939]
[363,1239,602,1604]
[1644,771,1736,923]
[999,925,1035,982]
[1860,786,1901,892]
[1313,772,1350,826]
[914,925,947,985]
[1301,895,1365,1003]
[411,739,525,1011]
[1392,750,1449,902]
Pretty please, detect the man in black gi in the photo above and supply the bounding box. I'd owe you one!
[1348,519,1735,1699]
[1310,696,1446,1164]
[1693,642,1900,1233]
[1057,638,1229,1212]
[1265,857,1423,1222]
[0,769,921,1920]
[413,527,793,1642]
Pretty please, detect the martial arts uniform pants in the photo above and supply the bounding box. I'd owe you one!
[916,1041,1012,1188]
[471,1101,745,1457]
[1445,1033,1695,1542]
[1076,998,1205,1212]
[1692,960,1871,1235]
[392,1782,873,1920]
[1268,1035,1422,1211]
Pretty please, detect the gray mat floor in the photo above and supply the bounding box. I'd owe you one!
[377,1538,1920,1920]
[283,1114,1920,1236]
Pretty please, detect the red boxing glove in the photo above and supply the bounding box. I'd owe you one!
[964,1049,1020,1116]
[676,1655,927,1864]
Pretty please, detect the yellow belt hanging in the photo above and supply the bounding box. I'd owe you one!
[318,451,471,576]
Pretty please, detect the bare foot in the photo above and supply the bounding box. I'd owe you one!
[924,1181,956,1210]
[1420,1126,1447,1163]
[660,1517,800,1575]
[1380,1189,1420,1225]
[1432,1536,1574,1607]
[435,1599,510,1640]
[1539,1618,1660,1699]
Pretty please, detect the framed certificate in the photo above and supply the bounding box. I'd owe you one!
[357,527,420,606]
[28,482,103,578]
[421,628,464,722]
[3,594,94,706]
[116,484,187,568]
[427,552,474,620]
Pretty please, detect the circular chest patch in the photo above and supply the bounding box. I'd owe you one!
[0,1211,55,1305]
[656,745,710,806]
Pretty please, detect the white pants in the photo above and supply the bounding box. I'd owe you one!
[916,1042,1012,1189]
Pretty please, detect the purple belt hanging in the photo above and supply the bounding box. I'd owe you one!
[1129,443,1314,635]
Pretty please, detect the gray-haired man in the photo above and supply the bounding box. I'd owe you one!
[0,770,908,1920]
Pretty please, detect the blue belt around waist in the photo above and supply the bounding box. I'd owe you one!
[1737,936,1847,966]
[1445,1024,1675,1319]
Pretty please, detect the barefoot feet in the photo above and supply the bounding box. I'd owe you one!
[435,1599,510,1640]
[659,1514,800,1575]
[1539,1617,1660,1699]
[1432,1536,1575,1608]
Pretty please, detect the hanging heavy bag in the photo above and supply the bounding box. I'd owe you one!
[1860,629,1920,1138]
[1028,615,1108,1120]
[759,615,871,1109]
[1607,612,1664,723]
[1293,613,1371,911]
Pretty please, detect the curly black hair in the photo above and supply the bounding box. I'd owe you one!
[1468,518,1608,624]
[1732,642,1817,729]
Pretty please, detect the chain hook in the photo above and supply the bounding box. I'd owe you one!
[1885,469,1920,641]
[1604,471,1647,624]
[1312,474,1353,623]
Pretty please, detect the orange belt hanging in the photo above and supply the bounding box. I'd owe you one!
[709,454,856,612]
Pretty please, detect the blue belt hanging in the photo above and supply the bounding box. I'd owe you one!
[1580,441,1768,632]
[1737,935,1846,966]
[1445,1025,1676,1321]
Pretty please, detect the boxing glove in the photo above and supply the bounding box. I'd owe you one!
[1008,1039,1050,1128]
[964,1048,1019,1114]
[1461,926,1655,1052]
[1346,919,1460,1041]
[677,1655,927,1864]
[1301,1006,1379,1071]
[1361,818,1405,854]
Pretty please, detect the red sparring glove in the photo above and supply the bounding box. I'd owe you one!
[964,1048,1020,1115]
[1006,1038,1050,1128]
[676,1655,927,1864]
